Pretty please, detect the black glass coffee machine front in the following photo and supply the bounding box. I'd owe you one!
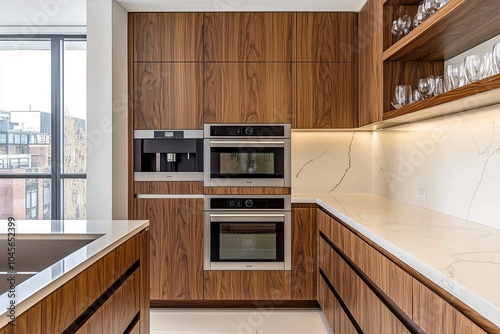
[134,130,203,181]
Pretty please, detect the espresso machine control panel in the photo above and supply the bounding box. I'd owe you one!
[134,130,203,181]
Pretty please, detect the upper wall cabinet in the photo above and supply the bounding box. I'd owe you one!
[204,62,292,124]
[203,13,293,62]
[296,13,356,62]
[296,63,354,128]
[133,62,203,129]
[132,13,203,62]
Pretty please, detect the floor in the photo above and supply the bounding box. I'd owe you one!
[150,308,333,334]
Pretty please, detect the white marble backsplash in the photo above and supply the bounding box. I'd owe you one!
[373,105,500,230]
[292,131,372,193]
[292,105,500,230]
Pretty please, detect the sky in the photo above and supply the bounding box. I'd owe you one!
[0,44,87,120]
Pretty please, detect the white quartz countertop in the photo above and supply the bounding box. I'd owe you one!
[293,193,500,328]
[0,219,148,328]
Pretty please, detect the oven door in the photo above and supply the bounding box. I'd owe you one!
[204,211,291,270]
[204,139,291,187]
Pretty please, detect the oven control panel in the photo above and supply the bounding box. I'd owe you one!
[207,125,286,137]
[210,197,285,210]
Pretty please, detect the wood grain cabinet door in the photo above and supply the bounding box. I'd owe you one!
[133,198,204,301]
[291,207,317,300]
[132,13,203,62]
[296,13,356,62]
[296,62,354,128]
[204,62,292,124]
[203,12,292,62]
[133,62,203,130]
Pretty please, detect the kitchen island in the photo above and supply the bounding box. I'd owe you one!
[294,193,500,332]
[0,219,149,333]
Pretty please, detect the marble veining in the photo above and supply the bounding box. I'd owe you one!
[292,132,371,194]
[373,105,500,230]
[329,132,356,192]
[293,193,500,328]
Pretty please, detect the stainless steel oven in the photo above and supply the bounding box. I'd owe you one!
[204,124,291,187]
[204,195,291,270]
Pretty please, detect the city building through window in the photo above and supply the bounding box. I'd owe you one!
[0,36,87,220]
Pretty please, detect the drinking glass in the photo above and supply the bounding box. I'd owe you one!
[433,76,444,96]
[479,51,492,79]
[424,0,437,15]
[393,85,412,108]
[391,20,403,40]
[465,55,482,83]
[413,89,423,103]
[493,43,500,75]
[418,76,435,98]
[414,2,426,27]
[401,15,412,35]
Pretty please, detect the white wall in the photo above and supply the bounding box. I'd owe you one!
[86,0,128,219]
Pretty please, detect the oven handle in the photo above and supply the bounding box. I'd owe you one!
[209,140,286,148]
[209,213,286,222]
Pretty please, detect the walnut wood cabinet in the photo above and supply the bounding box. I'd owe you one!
[316,207,494,333]
[0,231,149,334]
[132,13,203,62]
[291,206,317,300]
[203,271,291,300]
[203,12,292,62]
[133,62,203,130]
[203,62,293,124]
[133,197,203,301]
[293,12,357,129]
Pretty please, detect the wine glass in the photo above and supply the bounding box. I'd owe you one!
[493,43,500,75]
[401,15,412,35]
[465,55,482,83]
[433,76,444,96]
[418,76,435,98]
[424,0,437,15]
[393,85,412,108]
[414,2,426,27]
[413,89,423,103]
[479,51,492,79]
[391,20,403,40]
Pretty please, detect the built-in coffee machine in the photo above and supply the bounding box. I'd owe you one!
[134,130,203,181]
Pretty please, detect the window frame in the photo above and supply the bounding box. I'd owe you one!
[0,34,87,220]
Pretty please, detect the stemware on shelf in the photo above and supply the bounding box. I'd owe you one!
[393,85,412,108]
[424,0,438,15]
[418,76,435,98]
[391,19,403,40]
[479,51,493,79]
[413,89,423,103]
[493,43,500,75]
[401,15,412,35]
[465,54,483,83]
[433,75,444,96]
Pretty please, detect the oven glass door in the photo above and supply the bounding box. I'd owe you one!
[211,221,284,262]
[209,141,285,179]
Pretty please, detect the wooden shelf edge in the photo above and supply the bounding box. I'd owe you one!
[383,0,463,61]
[381,73,500,123]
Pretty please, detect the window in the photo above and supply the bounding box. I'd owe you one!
[0,36,87,220]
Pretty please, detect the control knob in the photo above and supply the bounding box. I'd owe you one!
[245,127,254,135]
[244,199,254,208]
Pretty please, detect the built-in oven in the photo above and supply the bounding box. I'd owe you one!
[204,195,291,270]
[204,124,291,187]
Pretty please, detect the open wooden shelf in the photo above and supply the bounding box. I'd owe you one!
[383,73,500,120]
[383,0,500,62]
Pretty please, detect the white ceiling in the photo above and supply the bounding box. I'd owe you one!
[115,0,367,12]
[0,0,367,29]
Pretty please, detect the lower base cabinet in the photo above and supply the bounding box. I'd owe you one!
[316,208,491,334]
[204,271,291,300]
[0,230,149,334]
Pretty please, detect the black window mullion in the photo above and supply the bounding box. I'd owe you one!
[51,36,64,219]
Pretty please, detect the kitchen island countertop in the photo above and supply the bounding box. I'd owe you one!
[293,193,500,328]
[0,219,148,327]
